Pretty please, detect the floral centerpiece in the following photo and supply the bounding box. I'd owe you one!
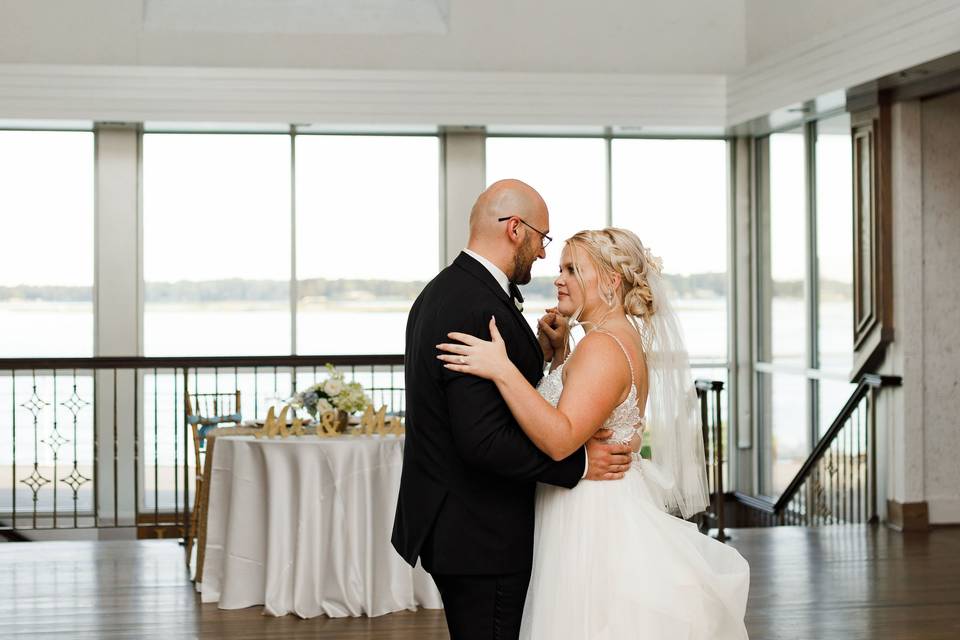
[290,364,371,430]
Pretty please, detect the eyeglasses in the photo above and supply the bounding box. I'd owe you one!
[497,216,553,249]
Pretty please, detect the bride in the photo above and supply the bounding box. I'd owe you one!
[437,228,750,639]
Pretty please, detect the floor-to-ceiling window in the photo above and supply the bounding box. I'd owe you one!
[756,114,854,497]
[485,136,608,332]
[486,135,730,381]
[0,129,95,357]
[815,115,856,434]
[612,138,729,378]
[143,133,293,356]
[1,125,733,521]
[139,129,441,513]
[295,135,440,355]
[142,130,442,357]
[0,127,96,520]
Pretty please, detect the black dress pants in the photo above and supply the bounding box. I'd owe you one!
[431,571,532,640]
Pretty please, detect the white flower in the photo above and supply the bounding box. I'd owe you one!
[323,379,344,396]
[316,398,334,414]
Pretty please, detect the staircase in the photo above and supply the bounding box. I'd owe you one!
[732,374,901,527]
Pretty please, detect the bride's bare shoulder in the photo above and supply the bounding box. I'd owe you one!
[562,331,631,382]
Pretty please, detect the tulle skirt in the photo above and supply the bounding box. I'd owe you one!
[520,462,750,639]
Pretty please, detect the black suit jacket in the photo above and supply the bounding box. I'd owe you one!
[391,252,585,575]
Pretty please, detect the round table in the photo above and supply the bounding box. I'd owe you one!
[198,434,442,618]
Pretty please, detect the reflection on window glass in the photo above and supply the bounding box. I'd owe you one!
[143,134,292,356]
[816,115,853,375]
[818,379,858,437]
[295,135,440,354]
[760,371,808,497]
[613,139,728,362]
[766,130,806,366]
[0,131,94,357]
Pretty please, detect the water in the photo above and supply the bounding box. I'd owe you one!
[0,299,730,359]
[0,297,851,510]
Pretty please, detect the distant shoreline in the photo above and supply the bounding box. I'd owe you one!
[0,273,852,304]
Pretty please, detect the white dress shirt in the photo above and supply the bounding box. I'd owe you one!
[462,249,589,479]
[463,249,510,297]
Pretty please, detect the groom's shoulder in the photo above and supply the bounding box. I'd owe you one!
[425,259,486,298]
[415,262,497,325]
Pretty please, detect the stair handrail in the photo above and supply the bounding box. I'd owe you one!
[770,373,901,515]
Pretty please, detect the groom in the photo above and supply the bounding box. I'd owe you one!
[392,179,633,639]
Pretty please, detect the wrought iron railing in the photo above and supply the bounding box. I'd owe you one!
[695,379,728,539]
[735,374,901,527]
[1,355,729,540]
[0,355,405,538]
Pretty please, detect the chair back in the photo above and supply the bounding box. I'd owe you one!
[186,391,242,469]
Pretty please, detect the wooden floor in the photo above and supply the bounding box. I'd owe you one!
[2,525,959,639]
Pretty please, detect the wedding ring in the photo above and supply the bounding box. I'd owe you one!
[459,356,466,364]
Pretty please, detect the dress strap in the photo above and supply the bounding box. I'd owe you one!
[592,329,636,382]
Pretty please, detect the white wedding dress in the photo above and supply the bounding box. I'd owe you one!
[520,332,750,639]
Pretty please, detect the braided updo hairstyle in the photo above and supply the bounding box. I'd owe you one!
[565,227,663,330]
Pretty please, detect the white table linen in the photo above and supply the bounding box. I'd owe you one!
[199,434,442,618]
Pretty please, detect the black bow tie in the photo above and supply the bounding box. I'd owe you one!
[508,282,524,311]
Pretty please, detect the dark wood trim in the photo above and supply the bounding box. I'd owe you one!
[0,354,405,371]
[0,527,30,542]
[733,491,775,514]
[850,96,895,380]
[136,512,187,540]
[887,499,930,532]
[694,379,725,392]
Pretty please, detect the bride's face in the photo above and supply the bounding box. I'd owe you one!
[554,243,601,318]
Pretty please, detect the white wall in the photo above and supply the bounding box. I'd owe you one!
[919,90,960,524]
[883,89,960,525]
[744,0,901,63]
[884,100,926,513]
[729,0,960,125]
[0,0,745,74]
[4,1,960,128]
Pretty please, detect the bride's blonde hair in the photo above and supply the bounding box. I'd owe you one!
[568,228,710,518]
[565,228,663,337]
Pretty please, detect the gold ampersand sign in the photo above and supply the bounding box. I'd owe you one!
[317,410,340,437]
[254,403,403,438]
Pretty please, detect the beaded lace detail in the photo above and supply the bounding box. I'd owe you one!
[536,331,645,445]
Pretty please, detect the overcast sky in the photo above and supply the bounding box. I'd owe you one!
[1,128,851,287]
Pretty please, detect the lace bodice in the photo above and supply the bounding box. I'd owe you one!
[535,331,645,445]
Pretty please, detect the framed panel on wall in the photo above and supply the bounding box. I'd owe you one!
[850,102,894,379]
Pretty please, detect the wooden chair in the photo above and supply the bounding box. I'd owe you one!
[184,390,241,572]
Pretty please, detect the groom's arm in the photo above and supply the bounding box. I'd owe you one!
[445,373,585,488]
[439,309,585,489]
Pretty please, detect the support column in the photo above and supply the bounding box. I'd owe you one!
[731,136,756,494]
[441,129,486,265]
[93,124,141,537]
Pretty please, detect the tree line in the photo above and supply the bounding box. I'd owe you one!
[0,274,852,302]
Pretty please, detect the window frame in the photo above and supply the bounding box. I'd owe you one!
[0,124,96,358]
[753,111,856,498]
[139,126,445,357]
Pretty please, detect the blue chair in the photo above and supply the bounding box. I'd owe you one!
[185,390,241,566]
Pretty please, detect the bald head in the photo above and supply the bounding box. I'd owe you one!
[466,179,549,284]
[468,179,548,242]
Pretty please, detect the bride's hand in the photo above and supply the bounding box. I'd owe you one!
[437,316,512,382]
[537,308,567,362]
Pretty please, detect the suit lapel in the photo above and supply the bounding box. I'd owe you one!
[453,253,544,366]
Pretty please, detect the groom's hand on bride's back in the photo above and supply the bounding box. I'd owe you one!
[585,429,632,481]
